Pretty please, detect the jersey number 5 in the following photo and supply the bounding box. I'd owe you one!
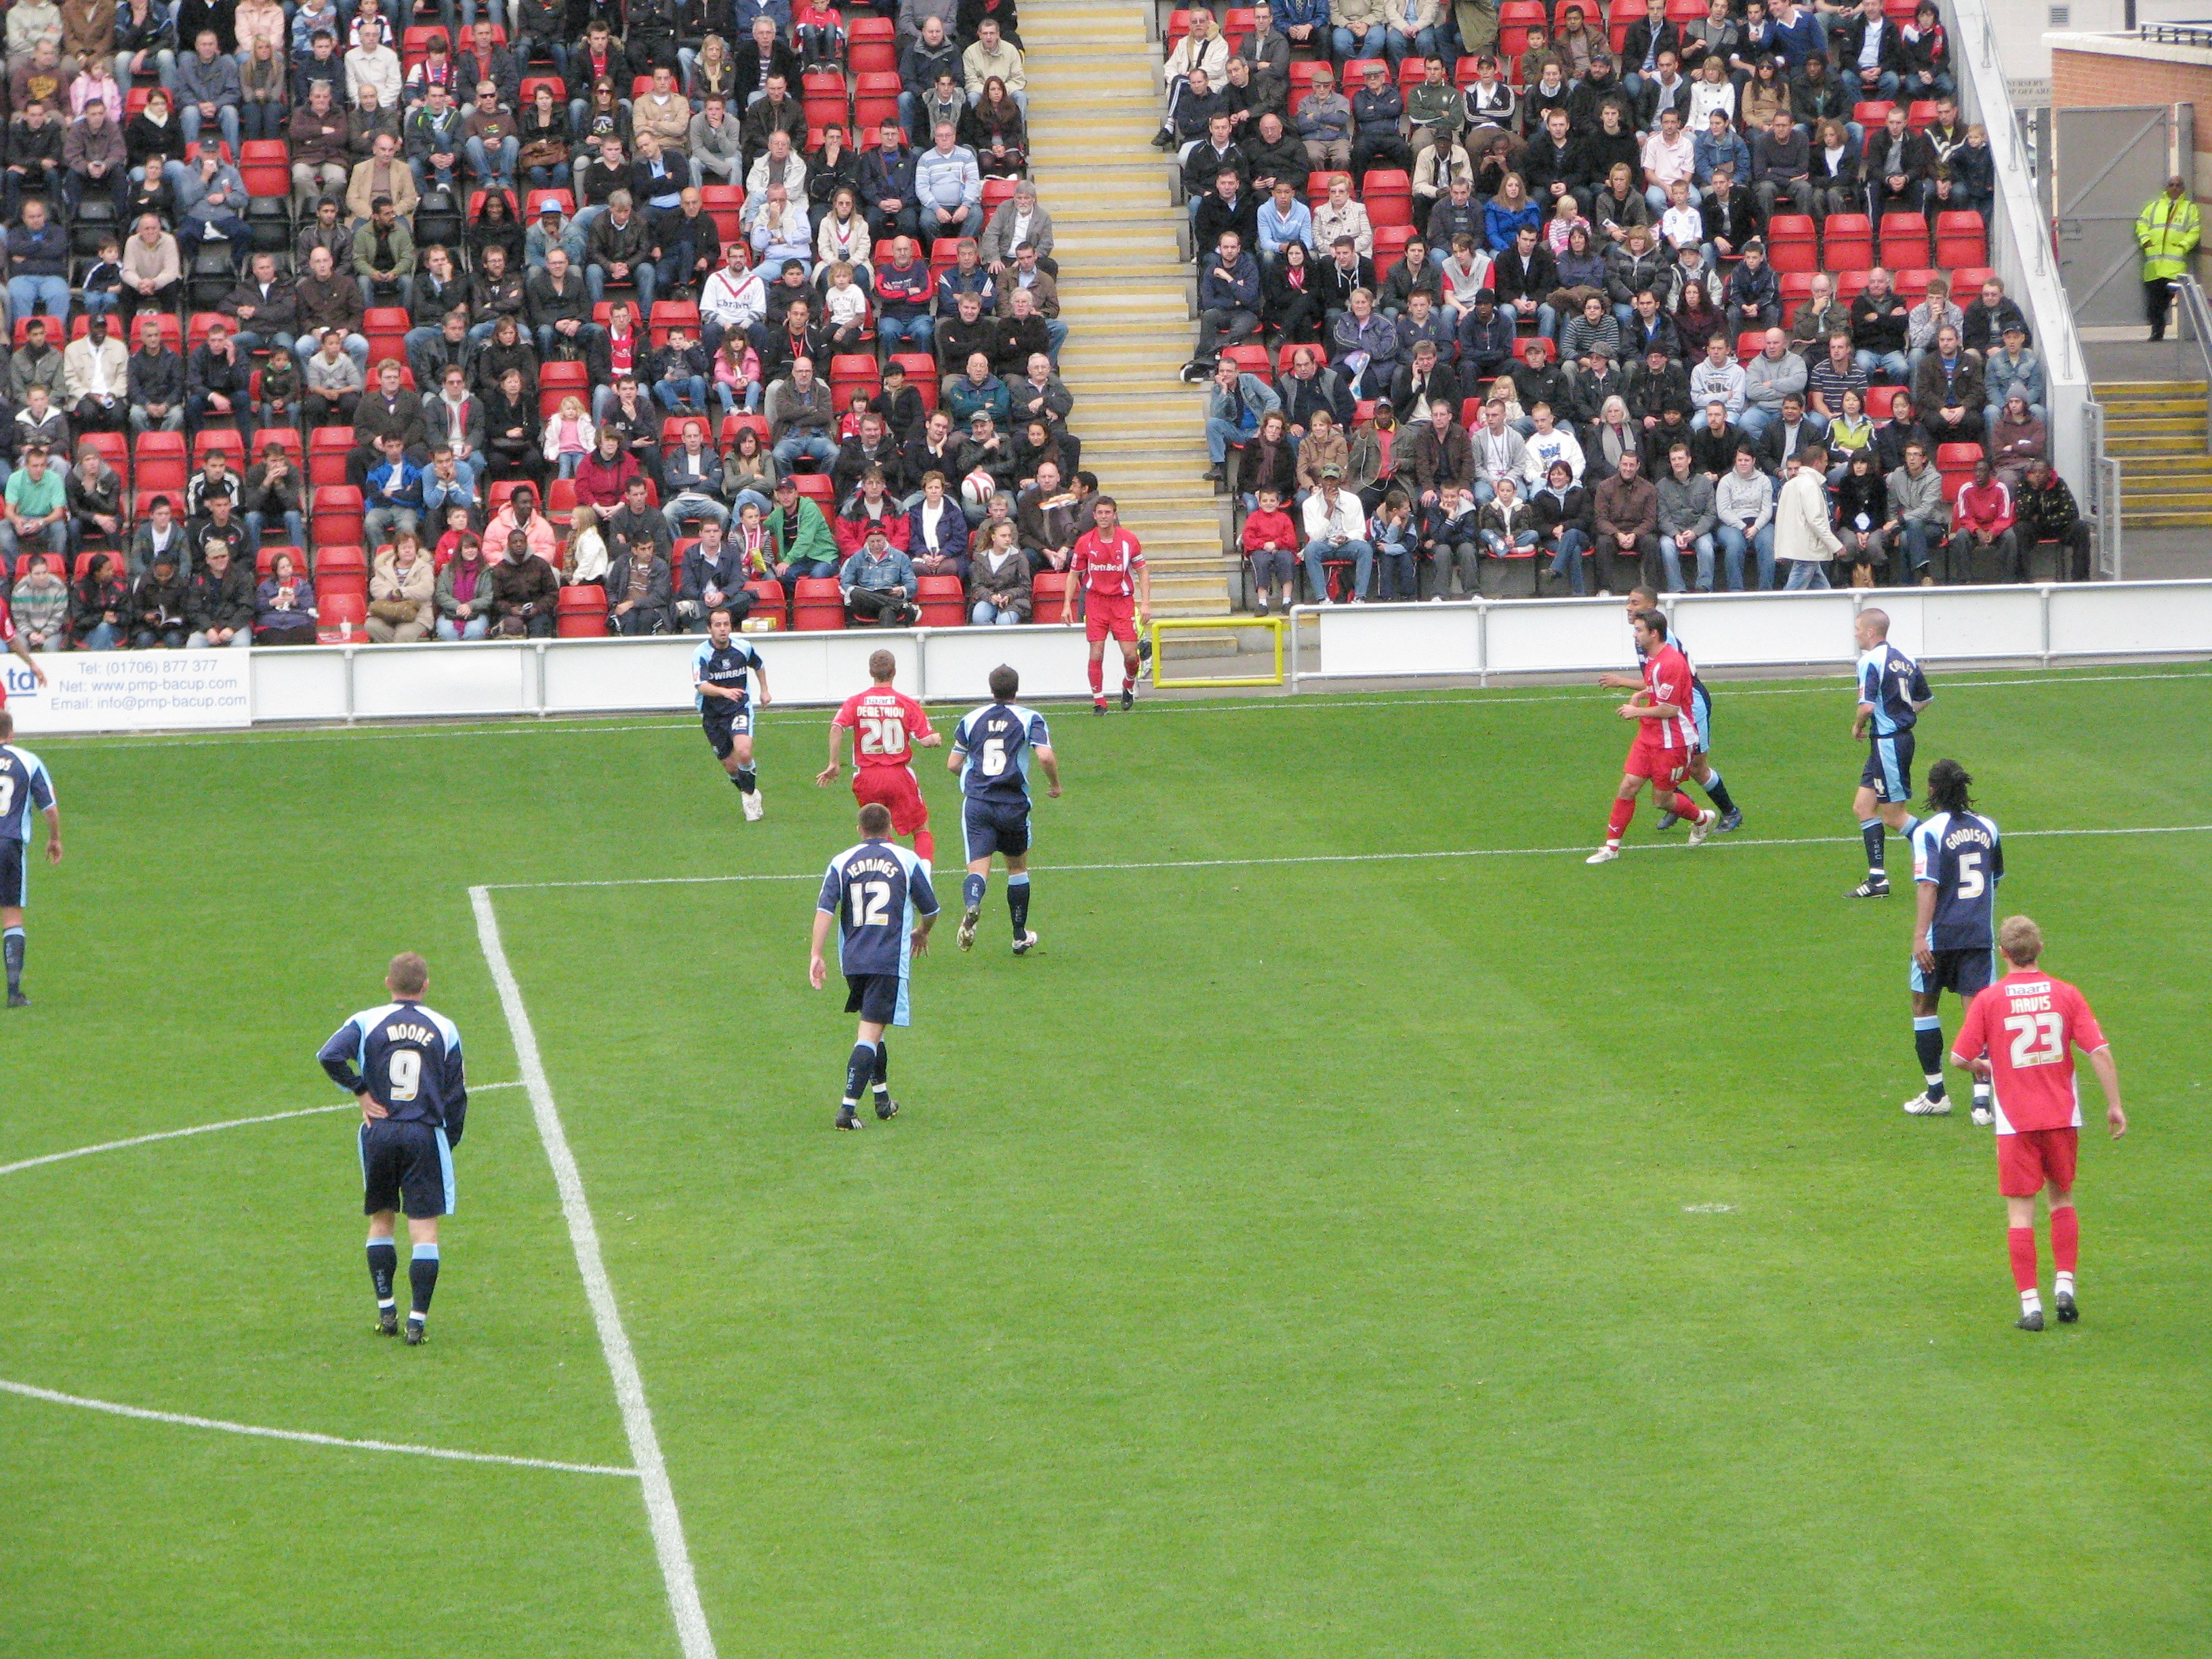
[2004,1011,2065,1068]
[848,879,891,928]
[858,715,907,757]
[388,1049,422,1102]
[1954,850,1984,898]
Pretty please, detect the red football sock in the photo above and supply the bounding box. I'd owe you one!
[1664,790,1703,819]
[912,828,934,862]
[1122,655,1140,691]
[1088,657,1104,698]
[2007,1226,2039,1293]
[1605,797,1636,842]
[2051,1206,2078,1275]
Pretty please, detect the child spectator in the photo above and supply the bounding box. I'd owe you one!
[544,394,594,477]
[1241,485,1298,615]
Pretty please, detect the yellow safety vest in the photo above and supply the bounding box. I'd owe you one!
[2137,192,2201,281]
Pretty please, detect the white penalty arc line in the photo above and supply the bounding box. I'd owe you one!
[0,1082,525,1181]
[470,886,719,1659]
[480,822,2212,895]
[0,1376,638,1477]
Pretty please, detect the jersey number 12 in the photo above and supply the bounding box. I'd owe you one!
[848,879,891,928]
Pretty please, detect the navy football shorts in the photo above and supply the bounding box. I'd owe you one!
[701,705,753,758]
[0,839,25,909]
[962,797,1031,861]
[1911,945,1995,997]
[1862,730,1915,804]
[844,971,909,1027]
[360,1118,455,1219]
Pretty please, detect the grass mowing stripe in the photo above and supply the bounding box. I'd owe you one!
[480,821,2212,893]
[0,1378,640,1477]
[470,886,720,1659]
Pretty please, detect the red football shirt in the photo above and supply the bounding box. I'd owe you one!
[1952,970,2108,1134]
[1071,527,1145,599]
[1638,641,1699,752]
[834,686,933,769]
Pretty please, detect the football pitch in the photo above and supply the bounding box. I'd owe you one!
[5,665,2209,1656]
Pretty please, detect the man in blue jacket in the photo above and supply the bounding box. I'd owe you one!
[1182,228,1262,383]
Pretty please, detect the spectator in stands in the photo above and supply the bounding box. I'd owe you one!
[293,243,371,375]
[365,535,434,642]
[1982,321,2045,428]
[914,119,982,249]
[1769,442,1839,587]
[1185,229,1263,384]
[6,198,69,325]
[766,356,836,470]
[907,471,969,578]
[1942,455,2016,583]
[174,27,240,150]
[1300,466,1370,603]
[1913,323,1982,446]
[1988,392,2045,489]
[1958,274,2029,357]
[1898,1,1951,99]
[1878,436,1943,578]
[1592,447,1658,589]
[1712,446,1774,588]
[184,317,254,445]
[1806,328,1868,421]
[348,131,419,227]
[184,535,253,646]
[61,91,127,216]
[1903,272,1961,375]
[2013,456,2089,581]
[525,244,596,361]
[839,521,918,626]
[60,313,125,434]
[407,82,466,196]
[131,550,190,648]
[1730,327,1799,443]
[289,83,352,209]
[1202,354,1278,486]
[129,494,188,581]
[1845,266,1908,382]
[1864,104,1931,226]
[241,442,306,557]
[302,328,365,428]
[487,527,558,635]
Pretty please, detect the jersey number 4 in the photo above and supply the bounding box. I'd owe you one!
[858,715,907,757]
[2004,1011,2065,1068]
[388,1049,422,1102]
[848,879,892,928]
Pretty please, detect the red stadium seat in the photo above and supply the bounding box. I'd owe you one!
[916,573,965,627]
[1865,384,1904,421]
[1879,211,1930,268]
[239,139,289,199]
[1853,100,1893,128]
[1934,211,1986,267]
[1222,343,1271,380]
[193,428,249,466]
[135,431,188,490]
[1906,100,1941,129]
[848,15,895,74]
[556,583,608,636]
[1030,570,1069,612]
[1823,213,1873,270]
[791,575,845,630]
[720,413,771,447]
[742,579,788,629]
[1766,213,1817,274]
[1736,329,1765,364]
[312,485,365,545]
[255,544,304,578]
[317,589,369,640]
[1372,224,1413,283]
[1936,441,1983,472]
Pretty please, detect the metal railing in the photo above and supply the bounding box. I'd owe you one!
[2173,273,2212,444]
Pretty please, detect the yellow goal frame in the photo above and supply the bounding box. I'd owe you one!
[1147,617,1285,689]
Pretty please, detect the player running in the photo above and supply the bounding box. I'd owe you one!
[0,710,60,1008]
[1601,587,1744,832]
[810,802,940,1131]
[819,649,943,864]
[949,664,1061,952]
[693,605,774,819]
[1950,916,2125,1331]
[317,953,470,1345]
[1061,495,1151,714]
[1901,759,2003,1122]
[1848,608,1931,897]
[1586,609,1718,863]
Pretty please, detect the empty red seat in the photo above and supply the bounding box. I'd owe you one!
[792,575,845,630]
[239,138,289,198]
[1824,213,1873,269]
[1879,211,1930,266]
[916,573,964,627]
[556,583,608,636]
[743,579,788,629]
[1934,210,1986,267]
[318,589,369,640]
[1030,570,1069,613]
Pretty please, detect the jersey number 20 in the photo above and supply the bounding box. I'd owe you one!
[848,879,891,928]
[388,1049,422,1102]
[858,716,907,757]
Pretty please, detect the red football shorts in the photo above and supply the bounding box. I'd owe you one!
[1624,739,1687,790]
[853,764,928,836]
[1085,592,1137,645]
[1998,1126,2078,1197]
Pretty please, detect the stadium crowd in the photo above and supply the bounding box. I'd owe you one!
[0,0,1109,648]
[1163,0,2096,608]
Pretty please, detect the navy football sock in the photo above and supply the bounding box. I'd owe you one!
[1913,1017,1946,1101]
[408,1243,439,1320]
[872,1039,890,1091]
[1007,871,1029,935]
[367,1238,398,1308]
[735,766,756,793]
[3,926,21,994]
[1700,771,1736,814]
[962,873,986,910]
[844,1042,876,1106]
[1860,819,1887,874]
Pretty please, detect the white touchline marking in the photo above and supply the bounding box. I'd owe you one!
[479,823,2212,895]
[39,667,2212,749]
[0,1082,524,1180]
[0,1376,639,1477]
[470,887,719,1659]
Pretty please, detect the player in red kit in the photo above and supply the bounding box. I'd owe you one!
[1951,915,2127,1331]
[0,588,48,707]
[1062,496,1151,714]
[817,648,943,863]
[1586,609,1718,863]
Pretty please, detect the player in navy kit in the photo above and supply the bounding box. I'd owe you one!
[1604,588,1744,832]
[1848,608,1933,898]
[1902,759,2003,1121]
[0,711,61,1008]
[948,664,1061,954]
[693,605,774,820]
[316,953,470,1344]
[811,802,941,1130]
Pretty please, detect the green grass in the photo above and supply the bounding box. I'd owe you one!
[5,668,2209,1656]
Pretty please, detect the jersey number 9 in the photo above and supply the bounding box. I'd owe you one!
[848,879,891,928]
[388,1049,422,1102]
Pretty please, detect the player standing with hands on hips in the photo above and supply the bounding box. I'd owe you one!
[317,954,469,1345]
[1063,497,1151,714]
[811,803,940,1131]
[1950,916,2125,1331]
[0,710,61,1008]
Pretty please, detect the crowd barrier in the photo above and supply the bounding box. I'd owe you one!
[1286,581,2212,689]
[5,626,1103,735]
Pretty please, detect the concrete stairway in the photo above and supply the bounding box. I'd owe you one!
[1022,0,1232,615]
[2097,379,2212,529]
